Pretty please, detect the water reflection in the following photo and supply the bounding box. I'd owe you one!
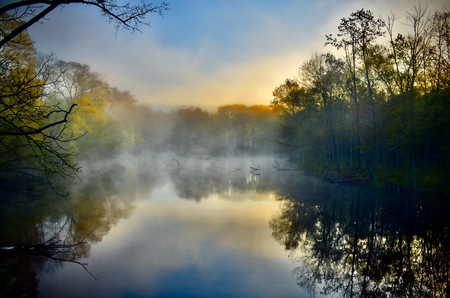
[2,156,450,297]
[0,156,288,296]
[37,167,302,297]
[0,156,164,296]
[171,156,283,201]
[270,177,450,297]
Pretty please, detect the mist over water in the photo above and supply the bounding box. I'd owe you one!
[2,96,449,297]
[75,148,294,206]
[2,142,450,297]
[35,153,308,298]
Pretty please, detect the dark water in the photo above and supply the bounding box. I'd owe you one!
[1,156,449,297]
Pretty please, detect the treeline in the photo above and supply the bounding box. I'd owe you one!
[49,71,278,159]
[0,18,277,199]
[77,99,278,160]
[271,5,450,194]
[168,104,277,156]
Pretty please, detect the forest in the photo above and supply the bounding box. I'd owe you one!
[1,3,449,201]
[272,5,450,194]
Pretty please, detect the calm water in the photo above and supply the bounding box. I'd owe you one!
[1,156,450,297]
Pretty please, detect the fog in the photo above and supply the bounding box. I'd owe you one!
[68,98,283,202]
[76,150,291,204]
[5,92,450,297]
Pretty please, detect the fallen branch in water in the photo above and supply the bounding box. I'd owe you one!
[1,228,97,280]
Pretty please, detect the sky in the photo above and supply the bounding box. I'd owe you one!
[27,0,447,111]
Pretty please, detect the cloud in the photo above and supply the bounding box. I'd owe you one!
[43,16,313,110]
[72,7,322,110]
[27,0,448,111]
[99,47,296,108]
[27,1,325,110]
[138,51,306,110]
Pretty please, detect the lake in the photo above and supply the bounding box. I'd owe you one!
[1,155,450,297]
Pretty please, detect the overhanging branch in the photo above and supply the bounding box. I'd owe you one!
[0,2,59,49]
[0,0,169,49]
[0,103,77,136]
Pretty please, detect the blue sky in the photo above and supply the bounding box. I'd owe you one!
[28,0,447,110]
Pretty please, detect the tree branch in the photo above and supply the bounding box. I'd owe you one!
[0,0,169,49]
[0,103,77,136]
[0,0,54,15]
[0,2,59,49]
[0,228,98,280]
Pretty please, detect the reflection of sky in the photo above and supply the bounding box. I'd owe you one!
[38,183,316,297]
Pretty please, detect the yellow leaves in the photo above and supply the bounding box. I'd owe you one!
[217,104,276,119]
[70,96,107,134]
[77,96,106,121]
[247,105,276,117]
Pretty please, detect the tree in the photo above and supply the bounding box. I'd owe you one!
[0,20,80,199]
[215,104,277,154]
[271,79,324,170]
[273,6,450,193]
[0,0,169,49]
[49,61,109,134]
[0,17,76,137]
[271,79,318,115]
[300,53,347,172]
[0,1,168,198]
[326,9,385,177]
[383,4,435,189]
[170,107,212,156]
[428,6,450,91]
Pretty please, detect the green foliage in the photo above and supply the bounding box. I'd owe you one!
[0,17,81,198]
[273,6,450,194]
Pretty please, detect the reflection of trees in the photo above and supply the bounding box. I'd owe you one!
[0,157,164,296]
[170,157,282,201]
[270,179,450,297]
[0,208,94,296]
[1,203,120,294]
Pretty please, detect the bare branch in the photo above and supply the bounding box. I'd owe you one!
[0,0,169,48]
[0,103,77,135]
[0,3,59,48]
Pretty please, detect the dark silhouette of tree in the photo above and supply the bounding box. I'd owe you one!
[326,8,385,177]
[0,0,169,48]
[274,6,450,194]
